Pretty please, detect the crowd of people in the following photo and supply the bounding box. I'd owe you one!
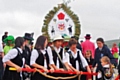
[0,32,119,80]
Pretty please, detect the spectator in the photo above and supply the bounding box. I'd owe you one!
[2,32,8,42]
[98,56,114,80]
[0,43,4,80]
[81,34,95,58]
[111,43,119,59]
[85,50,94,80]
[2,32,8,47]
[93,38,116,80]
[85,50,94,65]
[3,35,15,55]
[80,40,83,44]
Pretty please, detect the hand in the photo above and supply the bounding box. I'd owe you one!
[16,66,22,72]
[59,68,65,71]
[43,68,48,73]
[88,70,91,73]
[74,70,80,74]
[91,68,93,72]
[50,68,54,73]
[25,64,31,68]
[66,67,73,71]
[3,63,6,68]
[88,69,91,73]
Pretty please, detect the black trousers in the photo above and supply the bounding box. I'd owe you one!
[0,58,4,80]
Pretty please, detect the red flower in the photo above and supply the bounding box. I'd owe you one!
[57,12,65,20]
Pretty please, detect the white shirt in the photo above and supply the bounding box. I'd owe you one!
[47,46,66,68]
[30,48,54,68]
[0,43,3,52]
[65,49,88,70]
[2,47,24,78]
[3,47,23,63]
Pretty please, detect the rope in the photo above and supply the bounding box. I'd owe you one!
[9,67,78,79]
[9,67,97,79]
[36,69,79,79]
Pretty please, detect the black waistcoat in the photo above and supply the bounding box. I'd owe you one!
[22,46,31,65]
[85,57,94,65]
[68,51,82,71]
[3,48,23,80]
[6,48,23,70]
[35,49,50,69]
[51,47,63,68]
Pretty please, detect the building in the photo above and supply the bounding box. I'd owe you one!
[105,39,120,48]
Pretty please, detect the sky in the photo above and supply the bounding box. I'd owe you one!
[0,0,120,42]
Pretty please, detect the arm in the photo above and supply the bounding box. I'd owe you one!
[0,43,4,58]
[64,62,73,71]
[79,50,91,72]
[1,52,4,58]
[64,52,79,72]
[63,52,73,71]
[68,65,78,72]
[64,62,80,74]
[92,49,97,67]
[2,52,6,67]
[5,60,22,72]
[79,50,88,68]
[47,47,57,70]
[31,63,46,70]
[3,49,22,72]
[30,49,48,72]
[49,64,58,70]
[86,66,91,73]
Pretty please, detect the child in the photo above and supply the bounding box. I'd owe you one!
[2,37,30,80]
[85,50,94,80]
[30,35,54,80]
[85,50,94,66]
[98,56,114,80]
[65,38,91,80]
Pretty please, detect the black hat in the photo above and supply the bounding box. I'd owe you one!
[23,33,34,40]
[85,34,91,39]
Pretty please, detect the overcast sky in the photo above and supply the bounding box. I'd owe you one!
[0,0,120,42]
